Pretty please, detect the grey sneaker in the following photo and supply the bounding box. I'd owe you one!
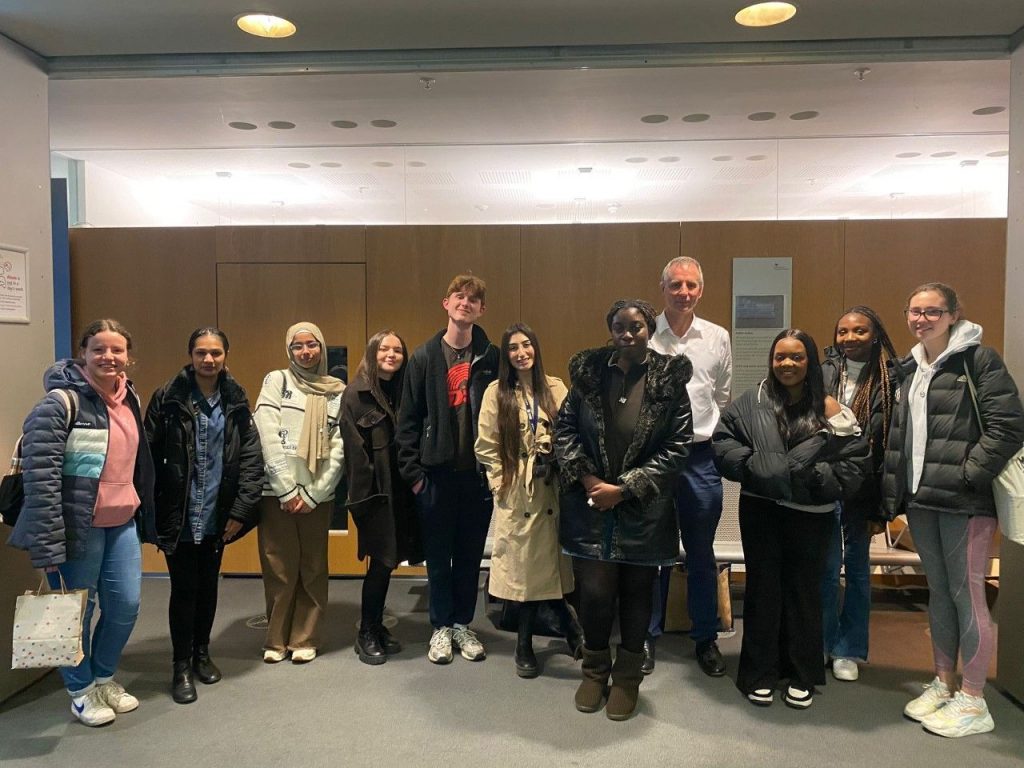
[428,627,454,664]
[95,679,139,713]
[452,625,486,661]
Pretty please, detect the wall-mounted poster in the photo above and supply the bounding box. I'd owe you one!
[0,244,29,324]
[731,258,792,397]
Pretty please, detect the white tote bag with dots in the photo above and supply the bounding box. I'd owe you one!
[11,575,88,670]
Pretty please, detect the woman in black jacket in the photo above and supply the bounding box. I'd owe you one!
[820,306,899,684]
[882,283,1024,738]
[555,299,693,721]
[145,327,264,704]
[714,329,868,710]
[340,330,422,665]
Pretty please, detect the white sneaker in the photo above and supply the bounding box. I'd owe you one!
[921,691,995,738]
[832,658,859,682]
[428,627,454,664]
[903,677,952,721]
[95,680,139,713]
[70,689,116,727]
[451,625,486,661]
[263,649,287,663]
[291,648,317,664]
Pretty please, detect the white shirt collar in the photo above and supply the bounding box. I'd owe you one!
[655,311,705,341]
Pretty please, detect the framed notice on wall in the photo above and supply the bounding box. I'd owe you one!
[0,244,29,324]
[731,258,792,397]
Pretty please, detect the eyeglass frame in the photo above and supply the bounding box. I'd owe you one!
[288,340,322,352]
[903,307,952,321]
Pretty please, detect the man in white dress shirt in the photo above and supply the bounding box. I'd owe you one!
[644,256,732,677]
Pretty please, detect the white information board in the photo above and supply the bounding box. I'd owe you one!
[0,244,29,324]
[731,258,792,397]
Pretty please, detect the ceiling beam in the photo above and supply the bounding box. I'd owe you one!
[46,36,1012,80]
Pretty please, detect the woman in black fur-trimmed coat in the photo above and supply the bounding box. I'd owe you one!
[555,299,693,721]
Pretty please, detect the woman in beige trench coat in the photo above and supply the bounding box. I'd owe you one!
[475,323,583,679]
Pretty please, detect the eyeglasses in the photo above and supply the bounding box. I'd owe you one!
[289,341,321,352]
[904,308,950,321]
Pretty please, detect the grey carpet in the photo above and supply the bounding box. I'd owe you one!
[1,577,1022,767]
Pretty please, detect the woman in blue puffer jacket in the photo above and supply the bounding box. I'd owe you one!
[9,318,156,727]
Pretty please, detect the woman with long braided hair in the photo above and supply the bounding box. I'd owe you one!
[820,306,899,683]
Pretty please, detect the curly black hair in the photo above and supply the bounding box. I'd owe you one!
[605,299,658,336]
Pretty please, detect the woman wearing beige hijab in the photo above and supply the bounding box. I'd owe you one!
[254,322,345,663]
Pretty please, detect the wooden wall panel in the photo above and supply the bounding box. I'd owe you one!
[680,221,845,353]
[844,219,1007,356]
[216,225,364,264]
[365,226,521,353]
[520,224,680,381]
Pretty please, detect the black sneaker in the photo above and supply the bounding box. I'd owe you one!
[695,640,726,677]
[784,685,813,709]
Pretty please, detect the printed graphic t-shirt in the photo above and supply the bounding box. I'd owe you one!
[443,339,476,470]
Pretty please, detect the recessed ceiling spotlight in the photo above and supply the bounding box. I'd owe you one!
[712,155,733,162]
[370,119,398,128]
[625,157,648,163]
[320,162,342,168]
[228,121,257,130]
[987,150,1009,158]
[288,162,310,169]
[972,106,1006,116]
[682,113,711,123]
[372,161,394,167]
[408,161,427,168]
[659,156,681,163]
[960,159,979,167]
[748,111,776,121]
[931,151,956,158]
[268,121,296,130]
[331,120,358,129]
[641,114,670,124]
[236,13,296,38]
[735,2,797,27]
[789,111,820,121]
[895,152,921,159]
[746,155,767,161]
[215,171,233,178]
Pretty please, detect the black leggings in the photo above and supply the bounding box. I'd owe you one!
[575,558,657,654]
[361,558,394,626]
[166,537,224,661]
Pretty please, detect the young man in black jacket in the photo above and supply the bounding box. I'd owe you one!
[397,275,499,664]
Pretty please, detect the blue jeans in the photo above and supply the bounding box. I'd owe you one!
[47,521,142,696]
[821,502,871,662]
[415,469,493,629]
[649,441,723,644]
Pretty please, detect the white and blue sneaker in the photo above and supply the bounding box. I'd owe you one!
[921,691,995,738]
[71,688,116,727]
[903,677,952,722]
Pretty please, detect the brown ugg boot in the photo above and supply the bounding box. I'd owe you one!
[606,645,645,721]
[575,646,612,713]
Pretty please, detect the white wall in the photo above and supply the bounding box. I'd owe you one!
[0,35,56,700]
[1006,44,1024,381]
[82,162,220,226]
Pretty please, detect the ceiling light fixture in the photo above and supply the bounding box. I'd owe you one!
[236,13,296,38]
[734,2,797,27]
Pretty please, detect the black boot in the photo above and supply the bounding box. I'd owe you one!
[172,660,197,704]
[555,600,585,660]
[376,622,403,655]
[192,645,222,684]
[514,602,539,679]
[355,624,388,665]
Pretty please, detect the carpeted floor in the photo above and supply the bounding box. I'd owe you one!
[0,577,1021,767]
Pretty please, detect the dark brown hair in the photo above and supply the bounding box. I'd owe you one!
[354,329,408,421]
[495,323,559,498]
[906,282,961,314]
[445,274,486,303]
[78,318,133,353]
[833,306,897,452]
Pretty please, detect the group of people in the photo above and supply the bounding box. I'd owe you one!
[8,263,1024,739]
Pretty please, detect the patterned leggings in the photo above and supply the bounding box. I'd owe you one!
[906,509,997,692]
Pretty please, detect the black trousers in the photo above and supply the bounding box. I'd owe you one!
[737,495,835,694]
[166,537,224,662]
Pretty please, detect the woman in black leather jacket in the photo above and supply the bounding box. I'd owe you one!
[714,329,868,710]
[555,299,693,721]
[145,327,264,704]
[340,329,422,666]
